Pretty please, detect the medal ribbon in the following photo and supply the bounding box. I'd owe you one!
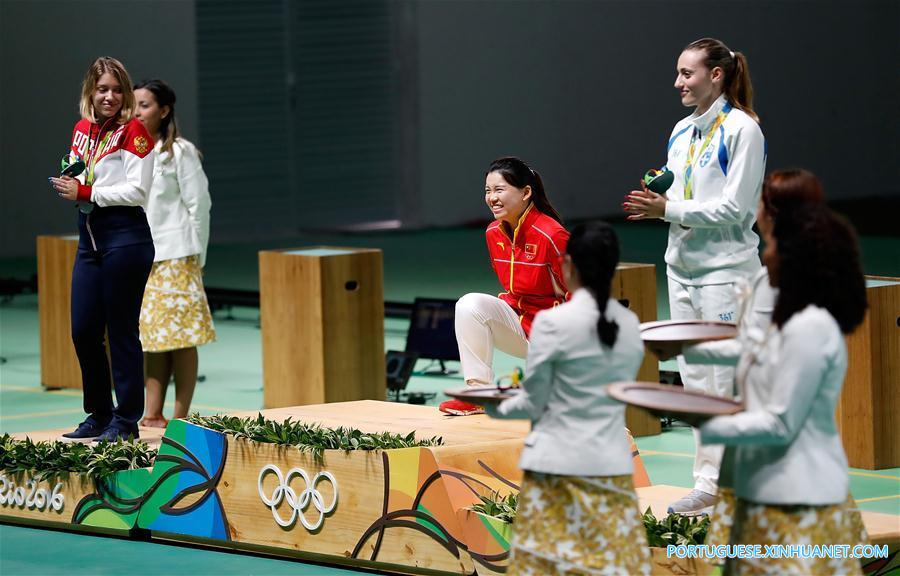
[85,119,117,186]
[683,102,731,200]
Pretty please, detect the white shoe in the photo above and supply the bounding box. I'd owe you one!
[667,489,717,516]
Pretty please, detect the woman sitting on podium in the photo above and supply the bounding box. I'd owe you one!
[484,222,651,575]
[698,203,867,575]
[439,156,569,416]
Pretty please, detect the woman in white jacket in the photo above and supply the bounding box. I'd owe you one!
[485,222,651,575]
[698,203,868,575]
[624,37,766,515]
[134,79,216,428]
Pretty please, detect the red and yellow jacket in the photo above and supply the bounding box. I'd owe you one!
[486,204,570,335]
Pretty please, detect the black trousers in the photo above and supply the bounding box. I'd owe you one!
[71,239,154,432]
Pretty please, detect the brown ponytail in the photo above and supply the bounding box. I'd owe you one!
[685,38,759,123]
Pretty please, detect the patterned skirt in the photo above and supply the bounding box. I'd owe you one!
[139,255,216,352]
[508,472,651,576]
[726,497,867,575]
[707,489,869,554]
[706,485,738,549]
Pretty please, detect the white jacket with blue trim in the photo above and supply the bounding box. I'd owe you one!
[662,94,766,286]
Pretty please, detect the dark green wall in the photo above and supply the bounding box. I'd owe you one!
[2,0,897,258]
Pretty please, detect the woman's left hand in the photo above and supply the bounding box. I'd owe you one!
[49,176,78,201]
[624,182,666,220]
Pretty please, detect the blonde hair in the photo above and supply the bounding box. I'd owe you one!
[79,56,135,124]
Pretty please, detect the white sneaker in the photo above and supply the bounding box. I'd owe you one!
[667,489,717,516]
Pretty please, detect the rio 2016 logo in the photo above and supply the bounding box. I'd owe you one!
[257,464,338,531]
[0,474,65,513]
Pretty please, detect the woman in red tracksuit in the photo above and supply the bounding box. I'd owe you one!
[440,157,569,416]
[50,56,155,442]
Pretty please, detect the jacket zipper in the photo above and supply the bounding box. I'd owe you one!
[507,204,533,296]
[508,229,516,295]
[85,213,98,251]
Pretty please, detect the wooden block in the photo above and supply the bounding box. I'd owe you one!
[0,472,95,526]
[650,546,716,576]
[232,400,530,446]
[217,436,478,574]
[637,484,691,518]
[259,247,386,408]
[233,401,651,487]
[456,509,512,576]
[612,263,661,437]
[37,235,81,389]
[840,276,900,469]
[861,509,900,548]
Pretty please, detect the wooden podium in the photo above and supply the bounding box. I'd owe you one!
[37,235,82,389]
[612,263,661,437]
[259,247,386,408]
[839,276,900,469]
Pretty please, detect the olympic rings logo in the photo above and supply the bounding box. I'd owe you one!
[257,464,338,531]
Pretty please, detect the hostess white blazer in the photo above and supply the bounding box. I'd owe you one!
[488,288,644,476]
[145,138,211,266]
[701,305,850,505]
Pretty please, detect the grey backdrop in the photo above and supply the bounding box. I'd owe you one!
[1,0,198,258]
[2,0,897,258]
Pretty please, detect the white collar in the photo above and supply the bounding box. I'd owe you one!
[690,93,729,132]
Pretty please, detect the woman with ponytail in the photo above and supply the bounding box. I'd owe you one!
[482,222,651,575]
[624,37,766,515]
[439,156,569,416]
[134,79,215,428]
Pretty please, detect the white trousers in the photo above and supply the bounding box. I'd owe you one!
[455,293,528,385]
[667,277,739,495]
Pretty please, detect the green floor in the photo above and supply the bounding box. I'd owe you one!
[1,223,898,575]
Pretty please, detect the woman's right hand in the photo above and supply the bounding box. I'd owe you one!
[623,181,667,220]
[49,176,78,201]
